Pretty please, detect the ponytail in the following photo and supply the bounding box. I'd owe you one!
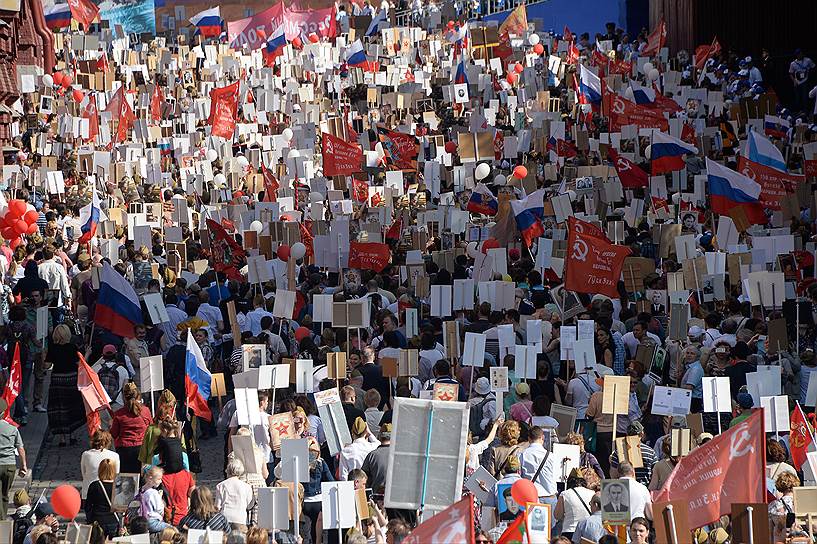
[123,382,141,417]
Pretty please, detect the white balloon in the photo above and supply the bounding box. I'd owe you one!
[250,221,263,233]
[642,62,654,74]
[624,87,635,101]
[475,163,491,180]
[290,242,307,260]
[644,145,652,159]
[282,128,294,141]
[528,33,540,46]
[494,174,507,185]
[289,149,301,159]
[206,149,218,162]
[466,242,479,258]
[214,173,227,186]
[42,74,53,87]
[236,156,249,169]
[648,68,660,81]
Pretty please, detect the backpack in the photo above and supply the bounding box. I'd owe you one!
[469,395,492,439]
[11,511,33,544]
[6,326,29,368]
[97,362,123,403]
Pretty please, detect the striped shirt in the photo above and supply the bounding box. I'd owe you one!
[178,512,231,531]
[609,442,657,486]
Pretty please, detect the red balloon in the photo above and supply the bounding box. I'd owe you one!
[277,243,291,262]
[308,32,319,43]
[444,141,458,154]
[26,223,38,235]
[481,238,500,254]
[13,220,27,235]
[506,73,517,85]
[513,165,528,179]
[292,37,302,48]
[62,74,73,88]
[24,210,39,225]
[51,484,81,520]
[52,72,64,86]
[0,216,7,229]
[72,89,84,103]
[533,43,545,55]
[1,227,14,240]
[514,63,524,74]
[447,21,455,29]
[9,237,22,250]
[511,478,538,507]
[7,200,25,219]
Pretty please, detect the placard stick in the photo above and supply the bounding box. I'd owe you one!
[747,506,754,544]
[771,283,776,312]
[666,504,678,544]
[418,405,435,522]
[611,383,618,451]
[271,367,278,412]
[757,282,765,320]
[468,366,475,401]
[712,380,722,436]
[150,390,155,418]
[293,456,301,541]
[797,300,801,357]
[809,512,814,543]
[336,484,343,543]
[288,257,296,291]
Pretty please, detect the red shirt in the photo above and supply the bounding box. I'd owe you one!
[110,405,152,447]
[162,470,195,525]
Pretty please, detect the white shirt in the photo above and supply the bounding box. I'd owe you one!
[196,302,223,345]
[519,442,557,496]
[38,259,70,301]
[80,448,120,498]
[621,331,661,358]
[339,435,380,480]
[626,477,651,520]
[247,307,274,336]
[216,476,255,525]
[703,327,722,348]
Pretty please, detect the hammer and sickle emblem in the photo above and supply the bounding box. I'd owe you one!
[572,237,589,261]
[616,158,631,171]
[326,138,334,153]
[612,98,625,115]
[729,424,755,459]
[742,166,756,181]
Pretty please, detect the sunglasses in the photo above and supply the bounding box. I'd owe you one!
[475,539,491,544]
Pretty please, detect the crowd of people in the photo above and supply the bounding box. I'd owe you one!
[0,1,814,543]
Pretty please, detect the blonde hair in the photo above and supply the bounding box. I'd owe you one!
[98,459,116,481]
[247,527,269,544]
[499,421,521,447]
[29,525,51,543]
[189,486,218,520]
[52,324,72,345]
[776,472,801,493]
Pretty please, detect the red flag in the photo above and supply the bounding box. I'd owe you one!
[651,195,670,213]
[209,81,241,140]
[566,43,580,65]
[351,178,369,203]
[261,162,279,202]
[496,513,526,544]
[791,404,814,470]
[608,95,669,132]
[681,122,697,145]
[348,241,391,272]
[385,216,403,241]
[206,218,247,281]
[377,126,418,170]
[653,410,766,529]
[563,26,573,43]
[646,90,684,114]
[1,345,21,423]
[737,156,802,211]
[695,37,721,71]
[66,0,99,30]
[609,149,648,188]
[569,215,609,242]
[82,94,99,143]
[565,221,631,298]
[641,18,667,57]
[77,352,110,437]
[299,221,314,258]
[609,58,632,76]
[150,84,165,122]
[403,496,474,544]
[322,132,363,177]
[96,51,109,72]
[556,138,578,158]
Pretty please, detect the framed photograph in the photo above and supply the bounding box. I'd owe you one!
[525,503,552,543]
[65,524,93,544]
[111,473,140,512]
[242,344,266,372]
[601,479,630,525]
[496,483,522,522]
[680,211,699,234]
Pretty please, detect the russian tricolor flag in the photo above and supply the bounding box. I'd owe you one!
[764,114,790,140]
[578,64,602,105]
[454,59,468,85]
[365,8,389,37]
[651,130,698,175]
[510,189,546,246]
[346,40,367,67]
[78,184,102,244]
[95,263,143,339]
[264,23,287,62]
[189,7,222,38]
[467,183,498,215]
[185,331,212,421]
[706,157,767,225]
[44,3,71,29]
[629,81,656,105]
[744,129,786,172]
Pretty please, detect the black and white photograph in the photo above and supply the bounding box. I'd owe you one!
[111,473,140,512]
[242,343,266,371]
[601,479,630,525]
[525,503,551,543]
